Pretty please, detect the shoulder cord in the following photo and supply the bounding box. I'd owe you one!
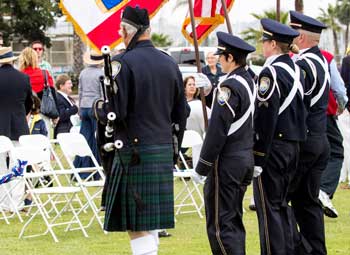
[256,66,280,102]
[257,62,302,115]
[217,74,236,118]
[301,53,330,107]
[227,74,256,136]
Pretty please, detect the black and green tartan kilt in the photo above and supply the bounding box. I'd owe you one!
[104,144,175,232]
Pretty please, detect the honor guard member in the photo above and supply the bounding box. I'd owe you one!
[252,19,307,255]
[193,32,256,255]
[103,6,187,255]
[288,11,330,255]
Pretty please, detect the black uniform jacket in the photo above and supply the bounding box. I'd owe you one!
[196,66,255,176]
[111,40,187,148]
[0,64,32,140]
[54,92,78,138]
[254,54,307,168]
[296,46,330,134]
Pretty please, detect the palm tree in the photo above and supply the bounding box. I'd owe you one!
[336,0,350,51]
[241,9,289,54]
[72,31,84,84]
[318,4,341,56]
[295,0,304,13]
[151,33,173,47]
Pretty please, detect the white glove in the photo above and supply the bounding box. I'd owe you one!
[253,166,263,178]
[191,170,206,184]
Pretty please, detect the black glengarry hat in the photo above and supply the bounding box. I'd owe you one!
[289,10,326,34]
[122,6,150,28]
[261,18,299,44]
[215,32,255,55]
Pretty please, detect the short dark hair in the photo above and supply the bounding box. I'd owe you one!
[56,74,71,90]
[31,40,44,48]
[31,95,41,113]
[222,51,247,67]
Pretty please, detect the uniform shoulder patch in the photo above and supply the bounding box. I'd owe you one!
[258,76,270,96]
[217,87,231,106]
[111,61,122,77]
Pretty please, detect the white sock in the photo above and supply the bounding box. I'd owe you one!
[149,230,159,246]
[130,235,158,255]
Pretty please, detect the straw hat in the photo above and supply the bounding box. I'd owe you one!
[0,47,17,64]
[83,49,104,65]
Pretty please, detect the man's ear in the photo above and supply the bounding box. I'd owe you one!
[228,53,234,63]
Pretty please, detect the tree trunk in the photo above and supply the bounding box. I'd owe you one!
[73,31,84,76]
[333,30,339,61]
[295,0,304,13]
[345,24,349,53]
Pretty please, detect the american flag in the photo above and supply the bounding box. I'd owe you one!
[182,0,235,45]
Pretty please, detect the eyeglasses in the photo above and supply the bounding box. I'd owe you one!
[33,47,43,51]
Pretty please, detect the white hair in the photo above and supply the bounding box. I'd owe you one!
[121,21,137,36]
[299,29,321,43]
[120,21,151,37]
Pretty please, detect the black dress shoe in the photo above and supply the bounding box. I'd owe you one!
[158,230,171,238]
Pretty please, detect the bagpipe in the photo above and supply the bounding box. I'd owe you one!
[93,46,123,205]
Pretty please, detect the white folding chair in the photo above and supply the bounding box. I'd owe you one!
[0,136,23,224]
[19,134,85,215]
[14,145,88,242]
[57,133,105,230]
[174,130,204,218]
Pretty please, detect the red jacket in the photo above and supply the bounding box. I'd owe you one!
[21,67,54,93]
[320,50,337,116]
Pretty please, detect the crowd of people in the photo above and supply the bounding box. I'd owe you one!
[1,4,350,255]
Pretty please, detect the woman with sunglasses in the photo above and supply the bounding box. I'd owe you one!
[31,40,53,78]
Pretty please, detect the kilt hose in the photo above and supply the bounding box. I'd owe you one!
[104,144,175,232]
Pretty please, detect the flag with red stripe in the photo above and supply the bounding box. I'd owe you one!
[182,0,235,45]
[59,0,168,52]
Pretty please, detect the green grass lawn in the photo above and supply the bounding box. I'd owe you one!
[1,181,350,255]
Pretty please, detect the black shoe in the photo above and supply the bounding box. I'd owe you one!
[249,204,256,211]
[158,230,171,238]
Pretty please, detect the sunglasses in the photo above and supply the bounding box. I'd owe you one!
[33,47,43,51]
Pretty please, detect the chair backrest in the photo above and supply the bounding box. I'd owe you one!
[0,136,14,154]
[57,133,92,158]
[12,146,47,166]
[19,134,52,168]
[179,130,203,169]
[181,130,203,148]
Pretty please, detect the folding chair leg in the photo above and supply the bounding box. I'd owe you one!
[0,209,10,224]
[65,194,89,237]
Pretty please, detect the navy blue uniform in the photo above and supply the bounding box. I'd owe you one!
[196,67,255,255]
[288,46,330,255]
[253,54,307,255]
[104,40,187,232]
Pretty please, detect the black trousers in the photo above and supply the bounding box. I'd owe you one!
[289,134,330,255]
[320,115,344,197]
[253,140,299,255]
[204,151,253,255]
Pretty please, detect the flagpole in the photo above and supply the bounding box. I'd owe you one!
[187,0,209,129]
[220,0,233,34]
[276,0,280,22]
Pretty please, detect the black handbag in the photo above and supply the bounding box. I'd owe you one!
[40,70,59,119]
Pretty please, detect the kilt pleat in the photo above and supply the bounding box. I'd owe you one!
[104,144,175,232]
